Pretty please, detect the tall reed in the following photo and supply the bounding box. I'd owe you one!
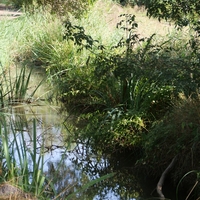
[0,115,53,198]
[0,64,43,108]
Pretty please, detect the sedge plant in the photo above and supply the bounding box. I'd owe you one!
[0,64,43,107]
[0,115,55,198]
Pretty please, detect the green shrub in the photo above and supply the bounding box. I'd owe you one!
[64,12,200,157]
[61,14,174,151]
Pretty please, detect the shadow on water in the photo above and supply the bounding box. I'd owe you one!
[3,103,133,199]
[0,65,167,199]
[2,102,183,200]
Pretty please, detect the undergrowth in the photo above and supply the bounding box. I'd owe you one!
[1,0,200,198]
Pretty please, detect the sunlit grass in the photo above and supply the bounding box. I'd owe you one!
[71,0,123,47]
[0,0,188,74]
[0,64,44,108]
[0,10,63,67]
[0,116,49,198]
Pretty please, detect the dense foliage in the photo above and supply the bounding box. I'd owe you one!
[12,2,199,189]
[145,0,200,30]
[1,0,200,198]
[56,3,200,196]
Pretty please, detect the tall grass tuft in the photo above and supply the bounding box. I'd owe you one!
[0,10,63,67]
[0,115,53,198]
[0,65,43,107]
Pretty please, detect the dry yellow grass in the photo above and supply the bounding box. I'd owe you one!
[95,0,188,40]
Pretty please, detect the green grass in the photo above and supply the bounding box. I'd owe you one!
[0,116,49,198]
[0,10,63,67]
[0,0,10,5]
[0,64,43,108]
[0,0,186,66]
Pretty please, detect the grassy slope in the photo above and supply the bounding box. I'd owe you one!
[87,1,179,38]
[0,0,190,103]
[73,0,182,51]
[0,0,184,65]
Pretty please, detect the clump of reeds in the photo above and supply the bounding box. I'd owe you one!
[0,63,43,108]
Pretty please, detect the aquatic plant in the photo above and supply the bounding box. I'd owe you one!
[0,116,51,198]
[0,64,43,108]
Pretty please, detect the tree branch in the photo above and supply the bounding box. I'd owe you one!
[157,155,178,199]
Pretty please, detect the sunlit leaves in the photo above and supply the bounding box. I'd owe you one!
[145,0,200,28]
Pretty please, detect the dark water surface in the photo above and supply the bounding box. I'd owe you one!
[7,103,177,200]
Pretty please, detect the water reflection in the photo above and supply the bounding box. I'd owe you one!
[8,103,66,149]
[5,103,157,200]
[66,144,140,200]
[43,143,139,200]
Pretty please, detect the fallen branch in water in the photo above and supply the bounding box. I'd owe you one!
[157,155,178,199]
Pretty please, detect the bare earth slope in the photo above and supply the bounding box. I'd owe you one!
[0,4,22,20]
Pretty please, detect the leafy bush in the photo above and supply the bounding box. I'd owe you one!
[145,0,200,30]
[61,14,174,152]
[60,13,200,164]
[33,9,200,156]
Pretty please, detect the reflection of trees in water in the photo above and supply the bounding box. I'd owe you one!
[46,158,78,198]
[65,143,145,200]
[41,140,166,199]
[50,144,183,200]
[1,104,156,199]
[11,106,30,133]
[7,105,65,150]
[45,154,96,200]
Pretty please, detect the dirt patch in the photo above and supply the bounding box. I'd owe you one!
[0,4,22,20]
[0,183,37,200]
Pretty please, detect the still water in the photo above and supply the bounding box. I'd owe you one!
[4,102,145,200]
